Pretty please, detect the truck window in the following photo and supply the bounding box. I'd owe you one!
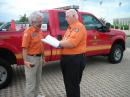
[0,22,29,32]
[81,14,102,30]
[58,12,68,30]
[42,12,49,25]
[0,22,10,31]
[15,23,29,31]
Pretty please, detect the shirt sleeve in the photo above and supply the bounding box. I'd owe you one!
[68,26,86,47]
[22,30,31,48]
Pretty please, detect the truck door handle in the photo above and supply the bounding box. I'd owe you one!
[57,35,62,40]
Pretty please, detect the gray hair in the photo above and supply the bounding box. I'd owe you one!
[28,11,43,25]
[66,9,78,19]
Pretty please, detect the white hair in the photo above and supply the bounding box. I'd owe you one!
[28,11,43,25]
[66,9,78,19]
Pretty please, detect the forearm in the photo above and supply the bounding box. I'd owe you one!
[60,40,74,48]
[22,48,28,62]
[22,48,32,68]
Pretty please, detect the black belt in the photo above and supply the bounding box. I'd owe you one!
[62,53,86,57]
[28,54,42,57]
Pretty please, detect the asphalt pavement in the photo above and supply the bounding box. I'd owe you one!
[126,37,130,48]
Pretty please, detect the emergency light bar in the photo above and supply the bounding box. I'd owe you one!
[55,5,79,10]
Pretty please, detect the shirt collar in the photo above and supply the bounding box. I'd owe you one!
[31,26,40,33]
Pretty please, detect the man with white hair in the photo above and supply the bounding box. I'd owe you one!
[59,9,87,97]
[22,11,45,97]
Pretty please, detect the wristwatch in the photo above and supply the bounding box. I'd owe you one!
[58,43,62,48]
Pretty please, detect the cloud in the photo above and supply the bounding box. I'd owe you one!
[0,1,8,7]
[77,0,130,23]
[0,0,130,23]
[0,0,67,22]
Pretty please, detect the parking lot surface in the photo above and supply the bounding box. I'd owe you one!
[0,48,130,97]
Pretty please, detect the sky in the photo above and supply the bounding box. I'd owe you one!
[0,0,130,23]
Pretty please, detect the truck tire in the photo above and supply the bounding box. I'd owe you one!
[0,59,13,89]
[108,44,123,64]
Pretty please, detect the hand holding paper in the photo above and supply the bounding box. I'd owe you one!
[41,35,60,48]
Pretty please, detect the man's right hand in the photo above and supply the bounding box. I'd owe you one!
[24,61,33,68]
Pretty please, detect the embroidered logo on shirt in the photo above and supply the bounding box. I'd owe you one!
[74,28,79,32]
[32,33,37,38]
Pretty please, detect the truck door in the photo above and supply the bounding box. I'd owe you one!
[50,11,68,60]
[81,13,111,55]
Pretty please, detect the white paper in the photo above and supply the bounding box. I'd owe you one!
[41,35,60,48]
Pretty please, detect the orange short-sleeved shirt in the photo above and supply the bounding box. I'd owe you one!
[61,20,87,55]
[22,26,44,55]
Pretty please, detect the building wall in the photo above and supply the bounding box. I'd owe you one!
[113,17,130,25]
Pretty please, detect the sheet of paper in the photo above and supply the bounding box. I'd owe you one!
[41,35,60,48]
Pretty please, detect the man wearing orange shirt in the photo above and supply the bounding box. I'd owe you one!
[59,9,87,97]
[22,11,45,97]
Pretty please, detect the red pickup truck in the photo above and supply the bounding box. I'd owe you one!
[0,5,126,89]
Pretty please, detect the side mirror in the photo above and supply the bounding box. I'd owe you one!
[106,22,111,30]
[41,24,47,31]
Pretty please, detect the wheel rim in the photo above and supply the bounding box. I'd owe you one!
[0,65,7,84]
[114,48,122,61]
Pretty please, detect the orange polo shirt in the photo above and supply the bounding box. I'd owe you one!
[61,20,87,55]
[22,26,44,55]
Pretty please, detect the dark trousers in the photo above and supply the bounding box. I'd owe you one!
[60,54,86,97]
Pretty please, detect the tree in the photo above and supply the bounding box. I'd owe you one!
[115,25,119,29]
[111,25,114,28]
[18,14,28,22]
